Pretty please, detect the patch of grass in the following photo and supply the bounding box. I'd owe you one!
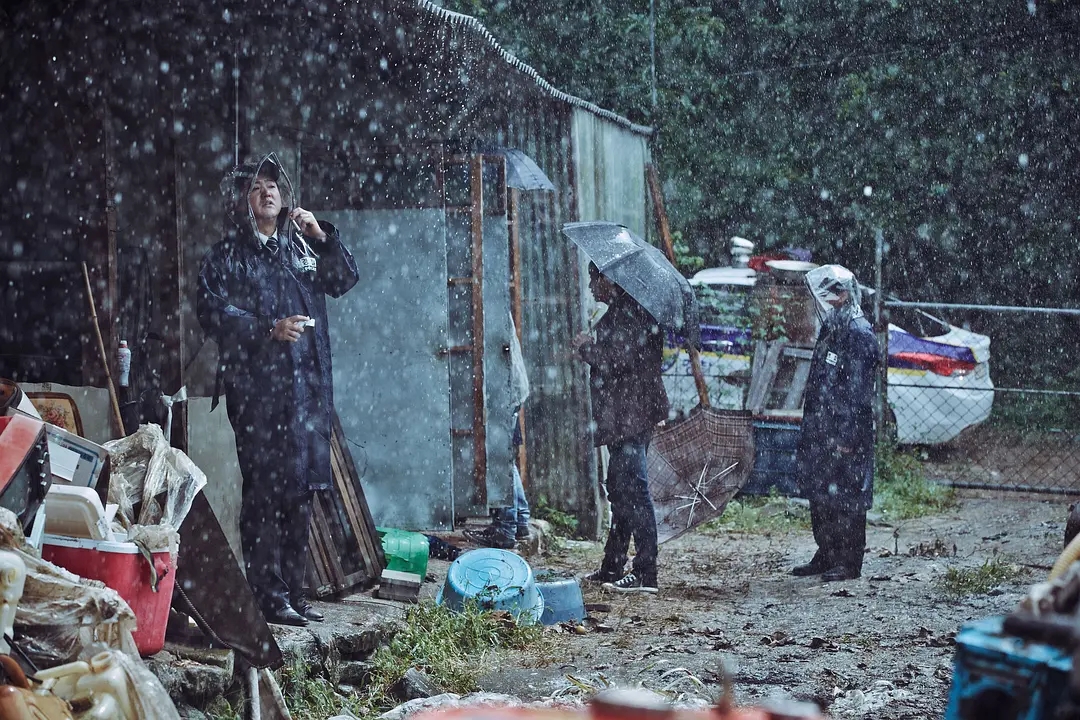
[205,699,243,720]
[532,496,579,537]
[703,492,810,534]
[277,660,357,719]
[936,557,1028,601]
[206,603,550,720]
[874,441,956,520]
[351,600,550,716]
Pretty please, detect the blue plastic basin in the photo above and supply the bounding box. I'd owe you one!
[436,548,543,623]
[534,569,586,626]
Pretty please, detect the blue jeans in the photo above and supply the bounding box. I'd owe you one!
[600,431,657,582]
[492,465,530,540]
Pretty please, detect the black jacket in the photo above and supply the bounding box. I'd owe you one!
[197,219,358,496]
[579,294,670,447]
[796,312,878,510]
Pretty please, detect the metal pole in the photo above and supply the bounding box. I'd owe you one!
[874,228,887,439]
[247,666,261,720]
[649,0,657,114]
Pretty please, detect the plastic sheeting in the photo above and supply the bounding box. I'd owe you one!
[103,424,206,531]
[0,508,138,667]
[95,648,180,720]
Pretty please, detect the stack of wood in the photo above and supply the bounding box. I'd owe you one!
[306,412,386,597]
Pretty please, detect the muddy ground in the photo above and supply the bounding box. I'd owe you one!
[425,495,1069,719]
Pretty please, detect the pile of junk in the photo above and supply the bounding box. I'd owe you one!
[945,528,1080,719]
[0,378,288,719]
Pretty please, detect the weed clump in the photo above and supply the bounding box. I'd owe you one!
[874,441,956,520]
[936,556,1028,600]
[356,601,548,715]
[532,496,579,537]
[207,601,548,720]
[704,492,811,534]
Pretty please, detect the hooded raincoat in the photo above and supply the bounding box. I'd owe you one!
[197,154,358,610]
[796,265,878,513]
[198,153,357,496]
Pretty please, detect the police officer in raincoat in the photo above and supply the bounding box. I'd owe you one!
[197,153,358,625]
[791,265,878,582]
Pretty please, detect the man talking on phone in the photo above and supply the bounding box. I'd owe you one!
[198,153,358,626]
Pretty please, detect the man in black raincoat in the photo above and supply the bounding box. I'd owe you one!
[197,153,358,626]
[574,263,669,594]
[792,265,878,582]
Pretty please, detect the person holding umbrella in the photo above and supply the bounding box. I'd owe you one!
[790,265,879,582]
[562,222,699,594]
[573,262,668,593]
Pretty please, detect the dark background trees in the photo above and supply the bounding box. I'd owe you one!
[443,0,1080,391]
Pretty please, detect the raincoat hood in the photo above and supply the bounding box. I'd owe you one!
[220,152,296,240]
[805,264,863,325]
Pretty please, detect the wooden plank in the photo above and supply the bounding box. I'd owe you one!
[311,497,341,593]
[329,438,369,562]
[331,412,386,570]
[469,156,487,507]
[307,498,340,597]
[747,341,785,414]
[328,425,380,573]
[751,340,767,379]
[782,359,812,410]
[783,346,814,360]
[313,492,348,593]
[307,527,335,597]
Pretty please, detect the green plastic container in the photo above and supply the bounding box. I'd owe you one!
[377,527,430,579]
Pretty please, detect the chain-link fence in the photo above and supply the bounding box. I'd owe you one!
[881,300,1080,495]
[660,296,1080,496]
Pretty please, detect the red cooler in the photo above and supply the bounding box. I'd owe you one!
[41,534,175,656]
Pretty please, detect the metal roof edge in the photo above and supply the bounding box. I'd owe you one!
[413,0,654,137]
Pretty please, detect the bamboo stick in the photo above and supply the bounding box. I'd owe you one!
[646,164,711,409]
[81,262,125,436]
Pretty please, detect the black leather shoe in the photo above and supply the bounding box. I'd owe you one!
[264,605,309,627]
[292,599,324,622]
[821,566,861,582]
[791,552,830,577]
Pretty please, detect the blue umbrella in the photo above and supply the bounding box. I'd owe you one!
[562,221,700,349]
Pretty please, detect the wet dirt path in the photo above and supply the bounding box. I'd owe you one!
[437,497,1066,718]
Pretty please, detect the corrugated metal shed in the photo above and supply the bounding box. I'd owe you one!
[0,0,655,537]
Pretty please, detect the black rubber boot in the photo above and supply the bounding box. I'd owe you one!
[791,549,831,577]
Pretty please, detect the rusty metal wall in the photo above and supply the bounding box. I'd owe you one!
[508,100,603,538]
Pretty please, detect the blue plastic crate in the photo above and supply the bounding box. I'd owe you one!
[742,420,801,496]
[945,615,1071,719]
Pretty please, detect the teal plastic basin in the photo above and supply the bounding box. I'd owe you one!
[534,569,586,626]
[436,548,543,623]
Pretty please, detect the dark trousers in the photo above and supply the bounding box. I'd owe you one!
[600,433,658,582]
[240,486,314,613]
[809,499,867,573]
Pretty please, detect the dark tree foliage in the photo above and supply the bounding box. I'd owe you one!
[442,0,1080,390]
